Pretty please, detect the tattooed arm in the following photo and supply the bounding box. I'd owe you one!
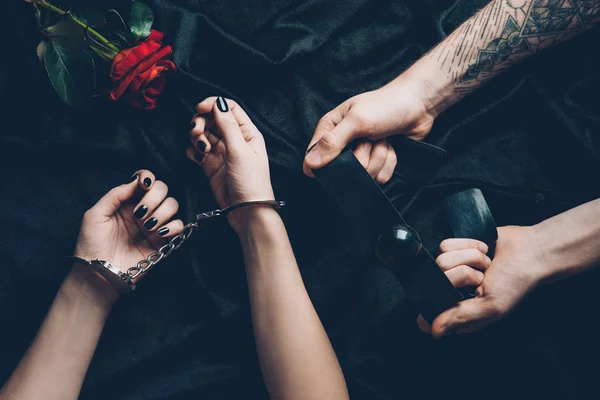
[417,0,600,111]
[303,0,600,180]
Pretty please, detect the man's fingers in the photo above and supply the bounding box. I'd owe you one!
[430,297,498,339]
[375,143,397,184]
[445,265,484,288]
[304,116,357,172]
[416,314,431,334]
[353,140,372,170]
[437,249,492,271]
[366,139,388,178]
[440,238,488,254]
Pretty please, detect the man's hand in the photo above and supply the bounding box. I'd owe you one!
[303,78,436,183]
[418,226,547,338]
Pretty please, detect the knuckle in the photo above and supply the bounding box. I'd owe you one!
[486,301,506,317]
[457,265,472,283]
[439,240,452,253]
[350,112,375,134]
[389,148,397,164]
[168,197,179,209]
[436,254,450,270]
[82,209,95,221]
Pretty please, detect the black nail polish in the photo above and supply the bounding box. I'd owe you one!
[134,205,148,219]
[197,140,207,152]
[130,173,139,182]
[144,218,158,230]
[190,121,196,129]
[143,177,152,187]
[216,96,229,112]
[306,141,319,154]
[194,153,204,162]
[158,227,169,236]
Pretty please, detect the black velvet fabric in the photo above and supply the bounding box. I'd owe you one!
[2,0,600,399]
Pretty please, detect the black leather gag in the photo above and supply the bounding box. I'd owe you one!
[313,149,463,323]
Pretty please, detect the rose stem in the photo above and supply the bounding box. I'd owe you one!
[34,0,120,54]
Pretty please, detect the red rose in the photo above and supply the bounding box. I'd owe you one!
[109,30,176,110]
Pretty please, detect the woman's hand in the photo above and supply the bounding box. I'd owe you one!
[187,96,275,233]
[73,170,184,302]
[418,226,547,338]
[303,77,437,183]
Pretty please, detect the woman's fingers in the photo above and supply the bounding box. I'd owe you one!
[375,143,397,184]
[132,169,156,191]
[190,130,212,156]
[143,197,179,233]
[439,238,488,254]
[445,265,485,288]
[190,114,214,153]
[436,248,492,271]
[211,97,246,147]
[155,219,185,239]
[133,180,169,226]
[190,113,215,132]
[89,169,155,218]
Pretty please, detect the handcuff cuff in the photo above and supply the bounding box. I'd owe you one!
[68,200,286,293]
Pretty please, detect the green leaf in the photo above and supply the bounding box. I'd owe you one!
[44,41,96,108]
[130,2,154,42]
[44,17,87,50]
[70,3,106,28]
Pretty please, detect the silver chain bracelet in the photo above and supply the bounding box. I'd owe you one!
[68,200,285,293]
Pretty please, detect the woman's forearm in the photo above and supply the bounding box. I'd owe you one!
[0,267,115,400]
[398,0,600,115]
[533,198,600,282]
[237,208,349,400]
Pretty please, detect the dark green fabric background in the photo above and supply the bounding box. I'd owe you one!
[1,0,600,398]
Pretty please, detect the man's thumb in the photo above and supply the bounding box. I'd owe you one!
[431,298,490,339]
[304,116,357,172]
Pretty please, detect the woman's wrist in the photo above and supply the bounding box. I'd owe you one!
[231,206,283,237]
[59,265,119,316]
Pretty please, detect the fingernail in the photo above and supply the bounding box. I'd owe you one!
[143,177,152,187]
[216,96,229,112]
[197,140,207,152]
[130,173,139,182]
[134,205,148,219]
[190,121,196,129]
[144,217,158,230]
[306,141,319,154]
[305,144,322,165]
[479,243,489,253]
[194,153,204,163]
[158,227,169,236]
[485,256,492,265]
[476,271,485,281]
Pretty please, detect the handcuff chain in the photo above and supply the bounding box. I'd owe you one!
[125,221,198,280]
[124,200,286,280]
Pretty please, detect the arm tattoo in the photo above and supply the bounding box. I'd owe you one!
[430,0,600,92]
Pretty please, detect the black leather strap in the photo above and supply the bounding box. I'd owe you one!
[313,149,463,323]
[443,189,498,253]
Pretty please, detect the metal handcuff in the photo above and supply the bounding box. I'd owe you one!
[69,200,286,293]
